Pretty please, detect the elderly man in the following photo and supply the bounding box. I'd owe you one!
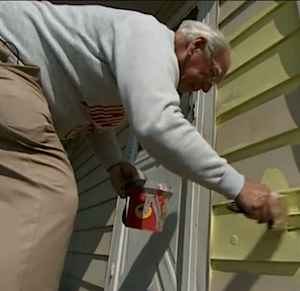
[0,1,281,291]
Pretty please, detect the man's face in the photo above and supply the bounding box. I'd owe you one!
[178,38,231,94]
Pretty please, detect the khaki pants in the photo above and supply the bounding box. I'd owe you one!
[0,64,78,290]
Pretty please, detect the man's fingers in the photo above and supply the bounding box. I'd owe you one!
[251,194,284,225]
[108,162,147,198]
[241,197,270,223]
[235,180,287,226]
[258,203,272,224]
[269,193,287,228]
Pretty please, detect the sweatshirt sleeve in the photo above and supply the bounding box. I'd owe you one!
[87,129,124,171]
[110,16,244,199]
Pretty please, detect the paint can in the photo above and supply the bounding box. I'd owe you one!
[122,181,172,232]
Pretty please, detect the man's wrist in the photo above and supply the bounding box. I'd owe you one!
[219,165,245,200]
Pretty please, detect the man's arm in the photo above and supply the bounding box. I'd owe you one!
[108,16,285,224]
[87,130,144,195]
[110,17,244,200]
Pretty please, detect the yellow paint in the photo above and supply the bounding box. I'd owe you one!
[229,2,300,74]
[218,28,300,116]
[219,0,247,26]
[221,128,300,163]
[225,1,283,42]
[211,0,300,284]
[217,74,300,124]
[211,189,300,275]
[261,168,289,190]
[211,260,300,276]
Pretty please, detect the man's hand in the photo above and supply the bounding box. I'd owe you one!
[235,180,285,226]
[108,162,145,198]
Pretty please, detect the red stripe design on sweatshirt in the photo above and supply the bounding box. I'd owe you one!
[81,102,126,128]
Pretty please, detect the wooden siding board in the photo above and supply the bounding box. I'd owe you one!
[74,199,116,231]
[63,254,108,288]
[76,145,126,190]
[217,73,300,124]
[212,217,300,265]
[221,1,282,43]
[210,270,300,291]
[222,128,300,163]
[63,135,86,162]
[231,144,300,191]
[211,0,300,289]
[74,128,129,180]
[228,2,300,74]
[219,0,248,25]
[217,28,300,117]
[69,229,113,256]
[216,86,300,154]
[78,180,116,210]
[77,165,108,193]
[60,273,104,291]
[72,142,94,173]
[75,155,101,181]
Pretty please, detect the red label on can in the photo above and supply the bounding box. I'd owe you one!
[124,188,168,232]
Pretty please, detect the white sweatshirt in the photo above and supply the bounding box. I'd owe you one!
[0,1,244,199]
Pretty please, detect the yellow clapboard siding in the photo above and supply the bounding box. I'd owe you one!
[222,128,300,163]
[219,0,247,25]
[228,1,300,74]
[211,261,300,277]
[211,0,300,287]
[217,74,300,124]
[231,144,300,191]
[211,189,300,275]
[210,269,299,291]
[216,87,300,154]
[217,28,300,118]
[221,1,283,43]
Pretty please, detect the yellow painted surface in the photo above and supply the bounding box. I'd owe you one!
[217,28,300,117]
[225,1,282,42]
[261,168,289,190]
[210,269,300,291]
[211,189,300,275]
[222,128,300,163]
[212,1,300,285]
[229,1,300,73]
[230,144,300,193]
[219,0,247,25]
[216,89,300,153]
[217,74,300,124]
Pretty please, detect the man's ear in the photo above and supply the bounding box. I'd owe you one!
[187,36,207,56]
[195,36,207,48]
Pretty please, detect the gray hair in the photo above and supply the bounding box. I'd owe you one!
[177,20,230,57]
